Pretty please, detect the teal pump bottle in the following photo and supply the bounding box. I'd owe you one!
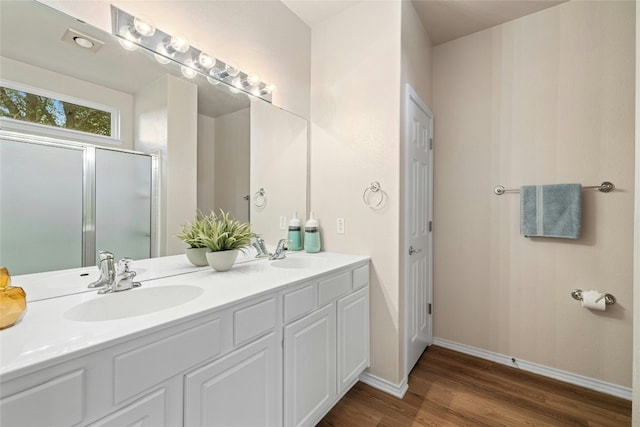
[304,212,321,253]
[287,212,302,251]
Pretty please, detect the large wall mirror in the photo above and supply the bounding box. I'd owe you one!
[0,0,308,276]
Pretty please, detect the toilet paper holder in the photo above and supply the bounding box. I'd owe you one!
[571,289,616,305]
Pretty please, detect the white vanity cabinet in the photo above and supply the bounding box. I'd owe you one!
[283,264,370,427]
[0,255,369,427]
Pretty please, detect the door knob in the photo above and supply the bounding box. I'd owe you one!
[409,246,422,255]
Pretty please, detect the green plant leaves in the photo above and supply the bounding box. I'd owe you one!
[176,210,257,252]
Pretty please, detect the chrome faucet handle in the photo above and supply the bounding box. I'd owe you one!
[269,239,288,260]
[253,237,271,258]
[117,257,133,273]
[98,257,140,294]
[88,250,115,288]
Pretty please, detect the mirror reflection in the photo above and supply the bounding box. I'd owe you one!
[0,0,307,276]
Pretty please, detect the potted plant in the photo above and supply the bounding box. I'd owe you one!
[176,211,210,267]
[200,210,257,272]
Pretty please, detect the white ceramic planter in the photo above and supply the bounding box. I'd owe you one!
[206,250,239,272]
[185,247,210,267]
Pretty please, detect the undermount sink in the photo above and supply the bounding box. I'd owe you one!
[270,257,326,269]
[64,285,204,322]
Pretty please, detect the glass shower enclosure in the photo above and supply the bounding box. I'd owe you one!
[0,132,154,275]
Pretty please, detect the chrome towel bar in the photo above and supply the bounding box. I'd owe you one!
[493,181,614,196]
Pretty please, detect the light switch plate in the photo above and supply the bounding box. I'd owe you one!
[336,218,345,234]
[279,216,286,230]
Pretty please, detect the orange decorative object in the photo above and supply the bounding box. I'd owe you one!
[0,267,26,330]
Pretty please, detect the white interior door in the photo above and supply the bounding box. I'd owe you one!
[405,84,433,376]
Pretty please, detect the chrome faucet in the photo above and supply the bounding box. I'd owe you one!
[252,237,271,258]
[88,250,115,288]
[269,239,288,260]
[98,258,141,294]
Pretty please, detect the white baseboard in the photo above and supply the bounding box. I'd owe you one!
[433,337,632,401]
[359,371,408,399]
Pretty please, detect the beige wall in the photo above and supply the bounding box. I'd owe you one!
[214,109,250,223]
[197,114,216,215]
[250,100,307,245]
[433,0,635,387]
[40,0,311,119]
[310,1,403,385]
[135,75,198,257]
[401,2,433,108]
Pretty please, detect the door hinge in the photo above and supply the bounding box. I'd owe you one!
[428,303,432,315]
[428,221,433,232]
[429,137,433,150]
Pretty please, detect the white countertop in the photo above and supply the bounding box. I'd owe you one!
[0,251,369,381]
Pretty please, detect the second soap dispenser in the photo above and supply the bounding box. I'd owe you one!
[287,212,302,251]
[304,212,321,253]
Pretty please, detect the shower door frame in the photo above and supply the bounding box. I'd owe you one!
[0,130,158,269]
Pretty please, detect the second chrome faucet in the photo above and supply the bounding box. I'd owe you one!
[89,250,141,294]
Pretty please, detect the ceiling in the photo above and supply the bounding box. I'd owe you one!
[282,0,568,45]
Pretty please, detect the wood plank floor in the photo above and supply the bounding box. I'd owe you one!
[318,346,632,426]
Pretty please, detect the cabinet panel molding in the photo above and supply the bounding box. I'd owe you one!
[114,318,222,403]
[233,297,277,347]
[0,369,85,427]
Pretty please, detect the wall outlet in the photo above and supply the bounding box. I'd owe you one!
[279,216,286,230]
[336,218,345,234]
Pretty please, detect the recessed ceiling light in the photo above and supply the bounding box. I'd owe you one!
[61,28,104,53]
[73,36,94,49]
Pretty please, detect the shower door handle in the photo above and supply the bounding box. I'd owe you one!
[409,246,422,255]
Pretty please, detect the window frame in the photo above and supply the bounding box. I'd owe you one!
[0,80,122,145]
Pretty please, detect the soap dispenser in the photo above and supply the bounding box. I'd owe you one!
[304,212,321,253]
[0,267,26,330]
[287,212,302,251]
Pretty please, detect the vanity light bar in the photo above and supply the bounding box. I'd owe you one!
[110,6,273,103]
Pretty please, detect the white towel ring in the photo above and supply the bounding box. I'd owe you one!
[254,188,267,208]
[363,181,384,209]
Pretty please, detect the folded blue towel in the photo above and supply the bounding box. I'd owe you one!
[520,184,582,239]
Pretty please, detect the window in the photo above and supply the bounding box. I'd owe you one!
[0,84,116,138]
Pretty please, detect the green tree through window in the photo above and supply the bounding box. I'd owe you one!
[0,86,112,137]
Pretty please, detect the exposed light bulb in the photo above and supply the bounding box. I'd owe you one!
[154,43,171,64]
[154,53,170,65]
[118,25,139,50]
[225,64,240,77]
[250,86,261,97]
[261,84,275,95]
[169,35,189,53]
[181,61,198,79]
[207,69,220,85]
[246,74,260,86]
[133,17,155,37]
[198,52,216,69]
[231,77,243,89]
[118,37,138,51]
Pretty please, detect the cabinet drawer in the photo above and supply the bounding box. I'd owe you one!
[89,388,166,427]
[353,264,369,290]
[318,272,351,307]
[114,318,221,403]
[283,283,315,323]
[1,369,85,427]
[233,298,277,346]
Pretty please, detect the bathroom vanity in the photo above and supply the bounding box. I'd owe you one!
[0,252,369,427]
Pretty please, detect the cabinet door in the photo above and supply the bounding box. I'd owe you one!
[88,388,166,427]
[184,332,281,427]
[337,286,369,394]
[283,304,336,427]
